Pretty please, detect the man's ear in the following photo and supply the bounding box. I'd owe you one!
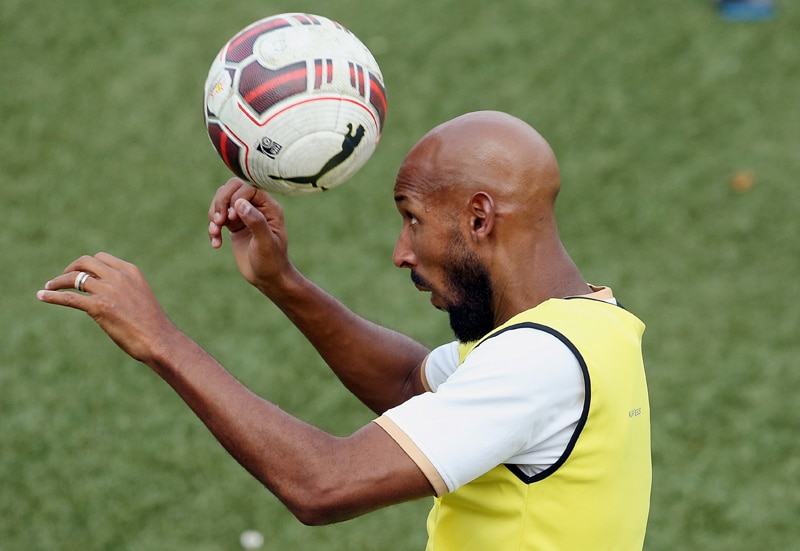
[468,192,495,241]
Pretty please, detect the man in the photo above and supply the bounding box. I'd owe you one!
[38,111,651,549]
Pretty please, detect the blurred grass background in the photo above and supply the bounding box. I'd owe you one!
[2,0,798,549]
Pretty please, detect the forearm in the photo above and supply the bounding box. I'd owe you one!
[145,327,431,524]
[147,328,315,491]
[146,330,356,523]
[257,266,429,414]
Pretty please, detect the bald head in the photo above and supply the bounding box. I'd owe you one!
[393,111,589,325]
[395,111,562,220]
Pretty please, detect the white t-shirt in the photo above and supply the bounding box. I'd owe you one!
[376,327,586,495]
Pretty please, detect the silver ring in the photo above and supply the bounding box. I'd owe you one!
[74,271,91,292]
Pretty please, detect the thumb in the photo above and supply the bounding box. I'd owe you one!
[234,198,269,235]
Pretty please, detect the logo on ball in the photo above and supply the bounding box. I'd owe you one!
[256,137,282,159]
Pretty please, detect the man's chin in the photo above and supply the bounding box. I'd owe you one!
[429,294,447,311]
[448,310,494,343]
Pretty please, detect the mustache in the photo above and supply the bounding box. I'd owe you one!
[410,270,430,288]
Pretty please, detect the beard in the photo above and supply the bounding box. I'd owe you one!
[411,235,495,343]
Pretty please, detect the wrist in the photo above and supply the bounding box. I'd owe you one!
[255,263,306,302]
[143,323,194,378]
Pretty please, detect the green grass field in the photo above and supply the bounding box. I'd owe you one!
[2,0,798,549]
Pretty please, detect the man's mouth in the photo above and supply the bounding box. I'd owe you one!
[411,271,445,309]
[410,270,429,290]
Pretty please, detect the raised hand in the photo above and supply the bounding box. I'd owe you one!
[208,178,294,291]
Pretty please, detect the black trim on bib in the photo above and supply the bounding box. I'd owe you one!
[470,321,592,485]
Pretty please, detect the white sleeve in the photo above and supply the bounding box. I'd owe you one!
[382,328,585,493]
[422,341,460,391]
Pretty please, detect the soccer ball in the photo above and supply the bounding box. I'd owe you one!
[203,13,387,195]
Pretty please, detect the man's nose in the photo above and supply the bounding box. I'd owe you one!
[392,227,416,269]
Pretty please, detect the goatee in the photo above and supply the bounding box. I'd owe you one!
[411,235,495,343]
[444,251,495,342]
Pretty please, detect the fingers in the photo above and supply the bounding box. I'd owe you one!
[42,271,90,293]
[208,178,260,248]
[37,260,101,312]
[36,283,92,311]
[40,256,98,292]
[208,178,248,223]
[62,252,123,280]
[38,252,127,301]
[208,178,284,249]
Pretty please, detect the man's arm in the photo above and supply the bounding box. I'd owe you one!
[37,253,435,524]
[258,268,430,414]
[147,326,434,525]
[208,179,430,413]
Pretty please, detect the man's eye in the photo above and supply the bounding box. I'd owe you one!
[409,216,418,226]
